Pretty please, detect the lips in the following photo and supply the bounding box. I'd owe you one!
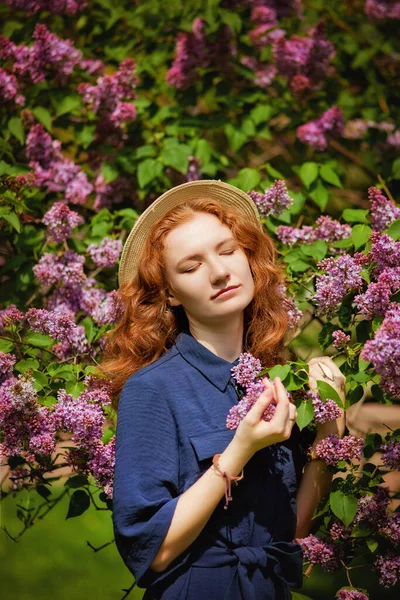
[212,285,240,299]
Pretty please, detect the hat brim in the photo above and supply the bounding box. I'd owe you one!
[118,179,262,287]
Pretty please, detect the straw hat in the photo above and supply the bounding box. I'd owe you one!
[118,179,262,286]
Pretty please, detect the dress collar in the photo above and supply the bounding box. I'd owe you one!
[174,329,240,392]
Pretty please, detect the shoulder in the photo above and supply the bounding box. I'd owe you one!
[121,345,182,396]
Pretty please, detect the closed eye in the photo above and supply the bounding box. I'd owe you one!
[183,249,236,273]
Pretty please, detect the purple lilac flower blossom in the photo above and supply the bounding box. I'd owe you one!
[87,238,123,269]
[313,254,364,316]
[248,7,285,48]
[365,0,400,20]
[297,106,345,150]
[368,187,400,232]
[355,488,390,527]
[0,67,25,105]
[0,375,57,458]
[354,267,400,319]
[380,440,400,470]
[93,173,134,211]
[248,180,292,218]
[374,553,400,587]
[279,285,303,330]
[332,330,351,349]
[91,290,125,326]
[231,353,262,387]
[307,390,342,424]
[0,304,24,330]
[42,202,84,243]
[226,379,276,430]
[78,58,137,144]
[0,352,16,384]
[5,0,87,15]
[240,56,277,87]
[329,519,352,541]
[87,436,115,499]
[273,22,335,94]
[276,215,351,247]
[186,156,202,182]
[379,512,400,545]
[369,232,400,275]
[26,306,90,357]
[361,302,400,399]
[296,534,340,572]
[0,25,82,85]
[314,434,364,466]
[33,250,86,288]
[26,125,93,205]
[53,388,104,450]
[336,590,369,600]
[166,18,236,90]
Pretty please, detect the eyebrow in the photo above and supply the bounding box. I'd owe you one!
[176,237,237,268]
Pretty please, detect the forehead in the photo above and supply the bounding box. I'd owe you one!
[164,212,233,254]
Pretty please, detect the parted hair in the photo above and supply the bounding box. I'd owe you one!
[99,197,293,411]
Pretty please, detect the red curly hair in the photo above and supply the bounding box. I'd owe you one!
[99,197,293,410]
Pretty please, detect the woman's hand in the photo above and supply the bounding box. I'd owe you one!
[234,376,298,456]
[307,356,346,439]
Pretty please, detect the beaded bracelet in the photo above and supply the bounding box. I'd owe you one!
[212,453,244,510]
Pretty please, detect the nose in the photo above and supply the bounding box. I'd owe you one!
[209,256,230,284]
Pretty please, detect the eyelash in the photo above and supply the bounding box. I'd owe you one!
[183,250,235,273]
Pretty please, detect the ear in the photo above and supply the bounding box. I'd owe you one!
[166,290,181,307]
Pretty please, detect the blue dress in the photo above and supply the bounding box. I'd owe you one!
[112,329,305,599]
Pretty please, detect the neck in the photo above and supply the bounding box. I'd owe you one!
[187,313,244,363]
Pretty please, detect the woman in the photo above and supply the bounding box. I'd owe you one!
[102,180,346,600]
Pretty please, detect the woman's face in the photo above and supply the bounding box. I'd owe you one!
[163,212,255,326]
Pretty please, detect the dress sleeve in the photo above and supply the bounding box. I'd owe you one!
[112,373,182,588]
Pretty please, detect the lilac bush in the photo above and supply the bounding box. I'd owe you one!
[1,0,400,597]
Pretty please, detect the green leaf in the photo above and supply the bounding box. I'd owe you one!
[32,369,49,391]
[0,339,15,353]
[309,180,328,211]
[320,164,342,187]
[316,380,344,409]
[32,107,52,132]
[299,162,319,188]
[296,398,314,431]
[76,125,95,149]
[249,105,272,126]
[225,124,247,152]
[366,537,379,553]
[351,224,372,250]
[101,162,119,184]
[66,489,90,519]
[267,364,291,381]
[351,521,371,537]
[8,117,25,144]
[236,168,260,192]
[385,218,400,241]
[54,94,82,116]
[300,240,328,262]
[137,158,163,188]
[220,10,242,34]
[65,380,86,398]
[160,143,191,174]
[14,358,40,373]
[330,490,358,526]
[64,475,89,488]
[342,209,369,224]
[264,163,284,179]
[26,332,54,348]
[82,317,96,344]
[291,593,313,600]
[392,158,400,179]
[2,211,20,232]
[102,428,115,445]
